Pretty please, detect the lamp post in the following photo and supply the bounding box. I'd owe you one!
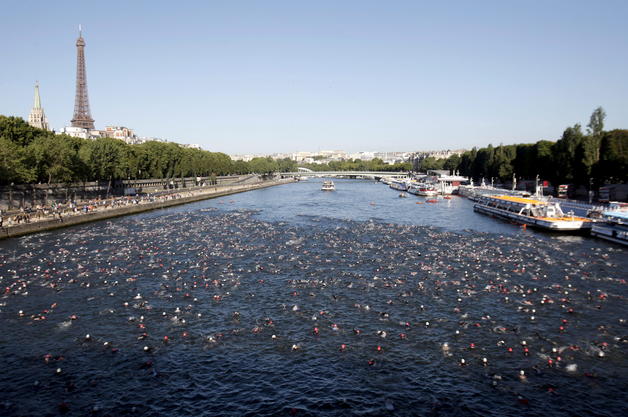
[9,183,14,210]
[589,178,594,204]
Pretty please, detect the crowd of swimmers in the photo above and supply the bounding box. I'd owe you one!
[1,198,626,415]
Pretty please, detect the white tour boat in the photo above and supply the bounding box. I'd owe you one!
[473,195,594,232]
[389,179,409,192]
[407,183,439,197]
[433,174,470,195]
[321,181,335,191]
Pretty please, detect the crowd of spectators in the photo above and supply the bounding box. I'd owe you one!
[0,176,281,230]
[0,192,191,228]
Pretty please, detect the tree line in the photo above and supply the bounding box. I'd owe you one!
[0,116,298,185]
[418,107,627,186]
[3,106,625,187]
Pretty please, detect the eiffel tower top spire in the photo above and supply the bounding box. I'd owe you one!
[71,24,95,130]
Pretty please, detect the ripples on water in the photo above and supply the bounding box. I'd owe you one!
[0,180,626,416]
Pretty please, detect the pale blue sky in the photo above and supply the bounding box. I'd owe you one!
[1,0,627,154]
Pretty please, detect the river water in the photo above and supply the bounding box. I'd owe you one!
[0,179,626,416]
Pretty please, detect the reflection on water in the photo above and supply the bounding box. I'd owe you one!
[0,179,625,416]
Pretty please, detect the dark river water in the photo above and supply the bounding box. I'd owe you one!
[1,179,626,416]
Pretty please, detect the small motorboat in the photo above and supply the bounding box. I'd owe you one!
[321,181,335,191]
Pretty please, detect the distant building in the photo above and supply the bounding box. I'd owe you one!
[59,126,102,139]
[104,126,138,144]
[182,144,202,150]
[373,151,410,164]
[292,152,314,162]
[348,152,375,161]
[128,137,147,145]
[318,150,348,160]
[105,125,134,138]
[412,150,463,161]
[139,137,167,143]
[28,82,49,130]
[411,149,465,171]
[231,154,256,161]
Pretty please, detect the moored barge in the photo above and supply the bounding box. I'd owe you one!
[591,208,628,246]
[474,195,594,232]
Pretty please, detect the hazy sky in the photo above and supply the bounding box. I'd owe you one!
[2,0,627,154]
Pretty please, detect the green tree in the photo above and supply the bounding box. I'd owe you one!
[26,134,86,184]
[490,144,516,181]
[419,157,445,171]
[0,136,35,184]
[458,148,477,177]
[249,157,277,174]
[513,144,535,179]
[574,136,598,183]
[534,140,554,180]
[232,160,250,174]
[552,124,584,183]
[585,106,607,166]
[276,157,297,172]
[472,144,495,179]
[595,129,628,183]
[80,138,127,182]
[587,106,606,137]
[0,115,41,147]
[443,154,461,174]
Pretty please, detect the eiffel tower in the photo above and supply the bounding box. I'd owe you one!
[71,25,95,129]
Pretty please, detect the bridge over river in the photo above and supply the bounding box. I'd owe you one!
[280,170,409,180]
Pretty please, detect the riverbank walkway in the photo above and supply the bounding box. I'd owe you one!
[0,177,294,240]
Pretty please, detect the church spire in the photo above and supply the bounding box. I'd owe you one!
[28,81,49,130]
[33,81,42,109]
